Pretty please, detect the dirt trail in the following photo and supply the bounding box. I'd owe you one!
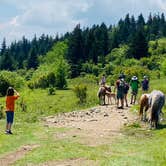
[44,104,137,146]
[0,145,39,166]
[41,104,138,166]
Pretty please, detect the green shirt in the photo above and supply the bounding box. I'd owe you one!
[130,80,139,91]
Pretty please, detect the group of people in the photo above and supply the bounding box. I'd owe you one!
[100,74,149,109]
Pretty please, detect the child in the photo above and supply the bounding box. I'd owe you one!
[5,87,20,134]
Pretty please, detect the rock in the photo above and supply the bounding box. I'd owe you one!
[104,113,109,117]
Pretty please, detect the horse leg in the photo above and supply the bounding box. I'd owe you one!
[139,104,144,121]
[143,105,149,121]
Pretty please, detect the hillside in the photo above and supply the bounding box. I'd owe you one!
[0,12,166,165]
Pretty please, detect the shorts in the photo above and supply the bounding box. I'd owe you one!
[131,90,138,95]
[117,91,124,99]
[6,111,14,123]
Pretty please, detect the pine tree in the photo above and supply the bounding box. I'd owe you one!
[27,48,39,69]
[67,24,83,77]
[130,29,148,59]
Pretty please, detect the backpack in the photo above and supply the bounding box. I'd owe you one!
[118,79,125,91]
[124,83,129,91]
[142,79,148,90]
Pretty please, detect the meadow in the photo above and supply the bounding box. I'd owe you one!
[0,76,166,166]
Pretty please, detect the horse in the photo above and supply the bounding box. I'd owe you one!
[97,86,106,105]
[139,93,150,121]
[148,90,165,129]
[105,86,116,105]
[97,85,116,105]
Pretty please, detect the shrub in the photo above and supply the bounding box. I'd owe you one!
[48,87,56,95]
[0,71,25,96]
[0,104,5,119]
[19,98,27,112]
[73,84,87,104]
[27,72,56,89]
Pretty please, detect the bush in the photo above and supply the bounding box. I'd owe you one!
[0,71,25,96]
[48,87,56,95]
[0,104,5,119]
[73,84,87,104]
[27,72,56,89]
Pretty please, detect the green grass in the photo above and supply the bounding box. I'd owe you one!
[0,77,166,165]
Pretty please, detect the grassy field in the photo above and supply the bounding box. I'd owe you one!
[0,77,166,165]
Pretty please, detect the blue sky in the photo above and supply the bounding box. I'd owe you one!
[0,0,166,45]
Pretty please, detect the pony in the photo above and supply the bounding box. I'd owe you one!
[97,85,116,105]
[139,93,150,121]
[105,86,116,105]
[148,90,165,129]
[97,86,107,105]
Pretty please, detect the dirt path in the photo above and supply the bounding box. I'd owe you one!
[0,145,39,166]
[44,104,137,146]
[41,104,138,166]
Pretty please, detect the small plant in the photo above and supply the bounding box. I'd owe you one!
[73,84,87,104]
[19,98,27,112]
[0,104,5,119]
[48,86,56,95]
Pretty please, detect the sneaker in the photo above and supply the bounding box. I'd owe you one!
[5,130,10,134]
[8,130,13,134]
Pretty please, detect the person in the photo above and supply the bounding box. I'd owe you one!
[100,74,106,86]
[115,75,125,109]
[5,87,20,134]
[130,76,139,104]
[124,81,129,107]
[141,76,149,92]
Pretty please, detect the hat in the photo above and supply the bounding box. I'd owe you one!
[143,75,147,79]
[132,76,138,80]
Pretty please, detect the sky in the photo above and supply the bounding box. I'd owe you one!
[0,0,166,45]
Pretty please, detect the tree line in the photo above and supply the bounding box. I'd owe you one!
[1,13,166,77]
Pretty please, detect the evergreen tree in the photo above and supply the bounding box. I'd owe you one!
[130,29,148,59]
[27,48,39,69]
[0,50,15,70]
[1,38,7,56]
[67,24,83,77]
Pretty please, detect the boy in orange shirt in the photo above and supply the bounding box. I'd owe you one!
[5,87,20,134]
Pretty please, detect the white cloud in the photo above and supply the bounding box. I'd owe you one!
[0,0,93,44]
[1,0,166,45]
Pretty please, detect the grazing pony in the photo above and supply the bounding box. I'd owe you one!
[148,90,165,129]
[139,93,150,121]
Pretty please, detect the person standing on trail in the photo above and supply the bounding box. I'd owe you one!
[124,81,129,107]
[141,76,149,92]
[100,74,106,86]
[5,87,20,134]
[130,76,139,104]
[115,75,125,109]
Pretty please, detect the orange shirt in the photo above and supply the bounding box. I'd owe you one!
[6,95,19,112]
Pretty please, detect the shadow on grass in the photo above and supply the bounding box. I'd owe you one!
[157,123,166,130]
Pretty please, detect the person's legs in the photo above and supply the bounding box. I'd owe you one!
[120,98,124,108]
[130,94,133,104]
[5,111,14,134]
[124,93,128,107]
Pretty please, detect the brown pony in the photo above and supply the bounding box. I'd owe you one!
[139,93,149,121]
[97,86,107,105]
[105,86,116,105]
